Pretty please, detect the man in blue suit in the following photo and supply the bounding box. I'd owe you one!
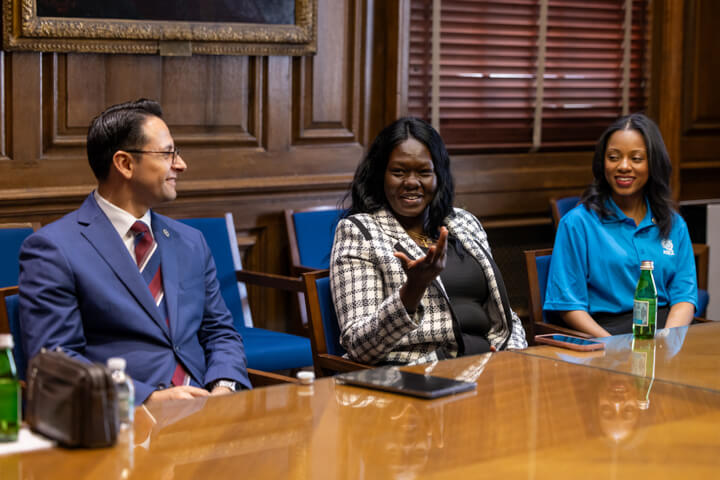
[19,99,251,404]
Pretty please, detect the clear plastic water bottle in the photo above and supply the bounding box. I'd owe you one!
[107,357,135,429]
[0,334,20,442]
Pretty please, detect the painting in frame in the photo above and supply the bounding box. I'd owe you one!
[2,0,317,56]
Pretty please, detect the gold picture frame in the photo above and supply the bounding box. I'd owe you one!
[2,0,317,56]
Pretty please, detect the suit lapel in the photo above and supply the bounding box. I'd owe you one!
[78,195,170,338]
[152,215,179,340]
[374,208,427,260]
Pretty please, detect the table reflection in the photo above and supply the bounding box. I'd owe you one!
[519,324,720,392]
[4,351,720,479]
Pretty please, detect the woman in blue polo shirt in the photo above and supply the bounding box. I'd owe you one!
[544,113,697,336]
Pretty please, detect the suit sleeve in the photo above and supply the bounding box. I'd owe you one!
[195,234,251,390]
[19,232,164,403]
[330,219,421,364]
[19,232,90,363]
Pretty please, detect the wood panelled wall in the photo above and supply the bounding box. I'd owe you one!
[0,0,718,332]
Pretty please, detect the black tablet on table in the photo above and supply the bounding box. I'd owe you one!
[334,366,476,399]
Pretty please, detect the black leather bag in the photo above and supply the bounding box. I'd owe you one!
[26,349,118,448]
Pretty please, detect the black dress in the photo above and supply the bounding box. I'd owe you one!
[438,236,493,355]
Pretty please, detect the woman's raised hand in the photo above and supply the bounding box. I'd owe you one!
[395,227,448,313]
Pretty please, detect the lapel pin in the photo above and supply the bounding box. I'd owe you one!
[163,228,170,237]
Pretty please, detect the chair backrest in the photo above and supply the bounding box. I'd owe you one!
[285,207,343,273]
[524,248,554,333]
[0,223,39,288]
[303,270,345,358]
[549,196,580,230]
[177,214,253,329]
[0,286,25,381]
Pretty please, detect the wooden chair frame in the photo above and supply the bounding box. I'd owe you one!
[523,249,593,344]
[549,196,579,230]
[284,206,340,275]
[284,206,342,333]
[0,222,41,231]
[236,270,305,385]
[302,269,369,377]
[0,285,26,392]
[693,243,709,291]
[0,285,19,340]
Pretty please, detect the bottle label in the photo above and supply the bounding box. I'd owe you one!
[633,300,649,326]
[630,350,647,376]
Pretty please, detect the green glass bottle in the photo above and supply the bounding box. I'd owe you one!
[0,334,20,442]
[633,260,657,339]
[631,337,656,409]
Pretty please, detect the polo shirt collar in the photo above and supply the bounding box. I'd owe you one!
[602,196,655,229]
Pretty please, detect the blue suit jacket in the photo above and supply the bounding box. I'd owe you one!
[18,194,251,402]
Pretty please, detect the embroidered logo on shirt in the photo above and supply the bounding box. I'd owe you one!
[662,238,674,256]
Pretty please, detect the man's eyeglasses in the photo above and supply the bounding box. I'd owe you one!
[125,148,181,165]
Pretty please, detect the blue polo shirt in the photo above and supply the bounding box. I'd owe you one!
[544,198,698,315]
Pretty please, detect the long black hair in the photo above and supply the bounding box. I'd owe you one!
[345,117,455,234]
[580,113,676,237]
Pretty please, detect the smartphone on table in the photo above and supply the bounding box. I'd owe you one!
[534,334,605,351]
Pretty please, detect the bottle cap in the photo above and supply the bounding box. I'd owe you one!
[0,334,13,349]
[640,260,654,270]
[296,370,315,385]
[107,357,127,371]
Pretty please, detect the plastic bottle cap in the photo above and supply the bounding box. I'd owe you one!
[0,334,14,349]
[107,357,127,371]
[296,370,315,385]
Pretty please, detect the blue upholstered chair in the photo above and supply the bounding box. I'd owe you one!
[0,286,25,381]
[301,269,368,377]
[0,223,39,288]
[550,196,710,318]
[549,196,580,230]
[284,207,344,331]
[523,249,593,344]
[285,207,343,274]
[178,214,312,375]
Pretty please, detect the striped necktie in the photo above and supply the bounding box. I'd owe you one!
[131,221,188,387]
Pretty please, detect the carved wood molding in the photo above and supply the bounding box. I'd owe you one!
[682,0,720,134]
[292,0,362,144]
[2,0,317,56]
[0,173,352,211]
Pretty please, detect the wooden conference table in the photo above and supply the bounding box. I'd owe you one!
[2,324,720,479]
[520,322,720,392]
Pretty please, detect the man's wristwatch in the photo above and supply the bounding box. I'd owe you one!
[212,379,237,392]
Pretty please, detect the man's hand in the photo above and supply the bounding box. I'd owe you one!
[210,386,234,396]
[145,385,210,407]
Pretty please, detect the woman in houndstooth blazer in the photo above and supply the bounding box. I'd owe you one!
[330,118,527,366]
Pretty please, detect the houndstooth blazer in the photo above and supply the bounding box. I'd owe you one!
[330,207,527,365]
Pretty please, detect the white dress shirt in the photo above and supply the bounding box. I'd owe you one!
[94,190,153,264]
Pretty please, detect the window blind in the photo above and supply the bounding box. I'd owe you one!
[408,0,648,152]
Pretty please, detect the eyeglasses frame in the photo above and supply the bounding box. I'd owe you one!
[124,147,181,165]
